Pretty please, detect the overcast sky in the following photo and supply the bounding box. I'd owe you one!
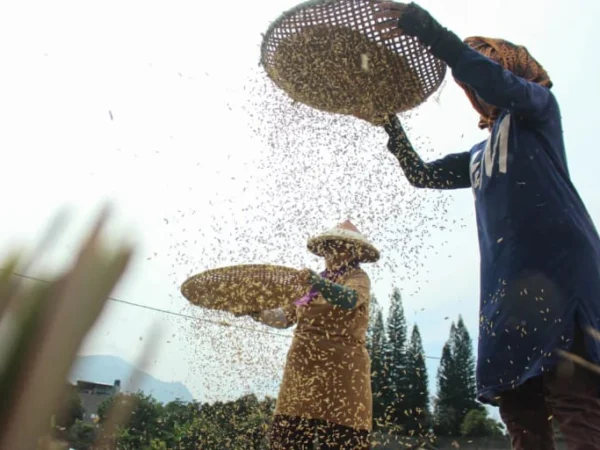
[1,0,599,416]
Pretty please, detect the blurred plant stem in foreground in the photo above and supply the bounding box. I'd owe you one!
[0,205,138,450]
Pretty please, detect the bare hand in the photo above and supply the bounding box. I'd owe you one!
[372,2,409,40]
[233,311,263,323]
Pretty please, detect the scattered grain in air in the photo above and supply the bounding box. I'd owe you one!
[159,0,468,438]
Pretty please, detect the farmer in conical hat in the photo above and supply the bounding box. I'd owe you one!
[246,220,378,449]
[373,2,600,448]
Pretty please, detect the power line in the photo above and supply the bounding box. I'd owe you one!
[9,271,291,339]
[8,271,442,360]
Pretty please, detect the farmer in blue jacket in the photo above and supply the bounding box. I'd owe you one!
[374,2,600,449]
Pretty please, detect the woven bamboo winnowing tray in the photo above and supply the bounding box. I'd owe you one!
[260,0,446,125]
[181,264,307,315]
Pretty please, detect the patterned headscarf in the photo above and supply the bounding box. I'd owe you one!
[456,36,553,130]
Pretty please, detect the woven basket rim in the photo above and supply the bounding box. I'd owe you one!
[181,263,299,288]
[259,0,331,66]
[180,264,306,313]
[259,0,447,119]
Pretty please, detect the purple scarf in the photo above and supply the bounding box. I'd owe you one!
[294,261,359,307]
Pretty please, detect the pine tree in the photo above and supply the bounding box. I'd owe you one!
[451,316,482,418]
[383,288,409,429]
[433,336,458,436]
[374,310,388,424]
[366,293,379,355]
[366,295,387,428]
[404,324,430,436]
[434,318,482,436]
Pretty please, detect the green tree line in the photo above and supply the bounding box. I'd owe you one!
[58,393,276,450]
[56,288,504,449]
[366,288,504,439]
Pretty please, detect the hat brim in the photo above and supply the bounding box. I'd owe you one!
[307,234,380,263]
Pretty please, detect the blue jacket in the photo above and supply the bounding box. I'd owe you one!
[395,45,600,403]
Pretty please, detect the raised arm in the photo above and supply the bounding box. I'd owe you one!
[309,275,359,310]
[434,36,551,120]
[308,268,371,310]
[375,2,552,120]
[385,115,471,190]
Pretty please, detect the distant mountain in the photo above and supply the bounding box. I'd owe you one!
[69,355,194,404]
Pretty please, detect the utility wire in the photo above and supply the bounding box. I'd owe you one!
[9,271,292,339]
[9,271,442,360]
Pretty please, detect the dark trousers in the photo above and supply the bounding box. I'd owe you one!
[499,327,600,449]
[269,414,370,450]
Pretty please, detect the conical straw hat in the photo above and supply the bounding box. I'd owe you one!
[307,220,380,263]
